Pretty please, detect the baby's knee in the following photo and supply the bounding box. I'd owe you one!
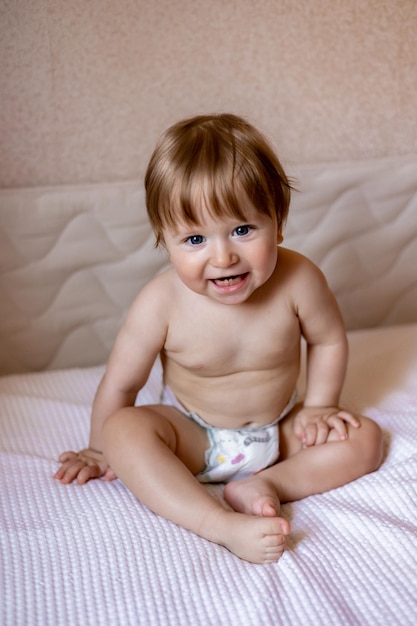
[103,405,136,437]
[353,415,384,474]
[102,405,175,452]
[102,406,135,453]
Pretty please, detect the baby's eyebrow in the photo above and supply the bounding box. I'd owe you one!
[167,225,204,239]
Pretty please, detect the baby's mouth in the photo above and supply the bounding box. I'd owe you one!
[212,273,248,287]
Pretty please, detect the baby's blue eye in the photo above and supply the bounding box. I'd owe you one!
[187,235,205,246]
[234,225,251,237]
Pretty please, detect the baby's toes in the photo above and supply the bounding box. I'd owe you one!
[263,541,286,563]
[266,532,286,547]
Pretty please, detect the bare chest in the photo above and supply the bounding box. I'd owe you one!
[163,300,300,374]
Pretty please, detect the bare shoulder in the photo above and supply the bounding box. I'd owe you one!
[277,247,338,313]
[278,248,343,332]
[118,266,179,339]
[278,247,318,268]
[277,247,327,286]
[129,266,177,310]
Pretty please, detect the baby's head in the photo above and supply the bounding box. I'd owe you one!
[145,113,292,246]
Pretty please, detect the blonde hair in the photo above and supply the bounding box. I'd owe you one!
[145,113,292,246]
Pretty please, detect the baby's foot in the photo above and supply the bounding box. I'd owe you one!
[203,509,289,564]
[224,474,286,521]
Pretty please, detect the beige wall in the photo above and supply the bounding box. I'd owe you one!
[1,0,416,189]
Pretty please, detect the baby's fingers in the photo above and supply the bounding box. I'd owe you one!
[293,420,307,443]
[326,415,349,440]
[76,463,103,485]
[58,450,78,463]
[54,456,98,484]
[104,467,117,481]
[54,459,86,484]
[305,422,331,446]
[327,411,360,441]
[337,410,361,428]
[314,421,330,445]
[53,452,78,481]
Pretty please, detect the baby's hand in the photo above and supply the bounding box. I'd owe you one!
[53,448,116,485]
[293,405,360,448]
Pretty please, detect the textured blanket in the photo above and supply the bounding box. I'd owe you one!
[2,324,417,625]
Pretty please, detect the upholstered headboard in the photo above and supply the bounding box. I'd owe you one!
[2,2,416,374]
[1,155,416,375]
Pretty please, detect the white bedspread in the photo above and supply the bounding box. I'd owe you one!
[2,324,417,625]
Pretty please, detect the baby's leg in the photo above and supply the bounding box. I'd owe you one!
[224,413,383,515]
[102,405,289,564]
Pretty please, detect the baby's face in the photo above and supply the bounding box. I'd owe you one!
[162,199,282,305]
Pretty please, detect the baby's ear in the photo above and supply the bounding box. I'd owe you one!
[277,230,284,244]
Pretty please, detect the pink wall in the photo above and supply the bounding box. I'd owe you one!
[1,0,416,188]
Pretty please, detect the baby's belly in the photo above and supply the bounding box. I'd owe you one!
[164,366,299,429]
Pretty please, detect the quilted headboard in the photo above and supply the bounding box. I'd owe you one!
[1,155,416,374]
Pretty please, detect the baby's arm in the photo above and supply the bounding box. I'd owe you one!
[54,276,169,484]
[293,256,360,446]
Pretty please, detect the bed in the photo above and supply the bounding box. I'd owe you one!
[1,155,417,625]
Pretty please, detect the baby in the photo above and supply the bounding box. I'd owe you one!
[55,113,383,564]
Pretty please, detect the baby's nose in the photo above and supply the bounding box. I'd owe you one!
[211,242,239,267]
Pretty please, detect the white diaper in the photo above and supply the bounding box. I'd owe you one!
[161,386,296,483]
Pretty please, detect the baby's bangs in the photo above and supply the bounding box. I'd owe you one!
[164,164,252,229]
